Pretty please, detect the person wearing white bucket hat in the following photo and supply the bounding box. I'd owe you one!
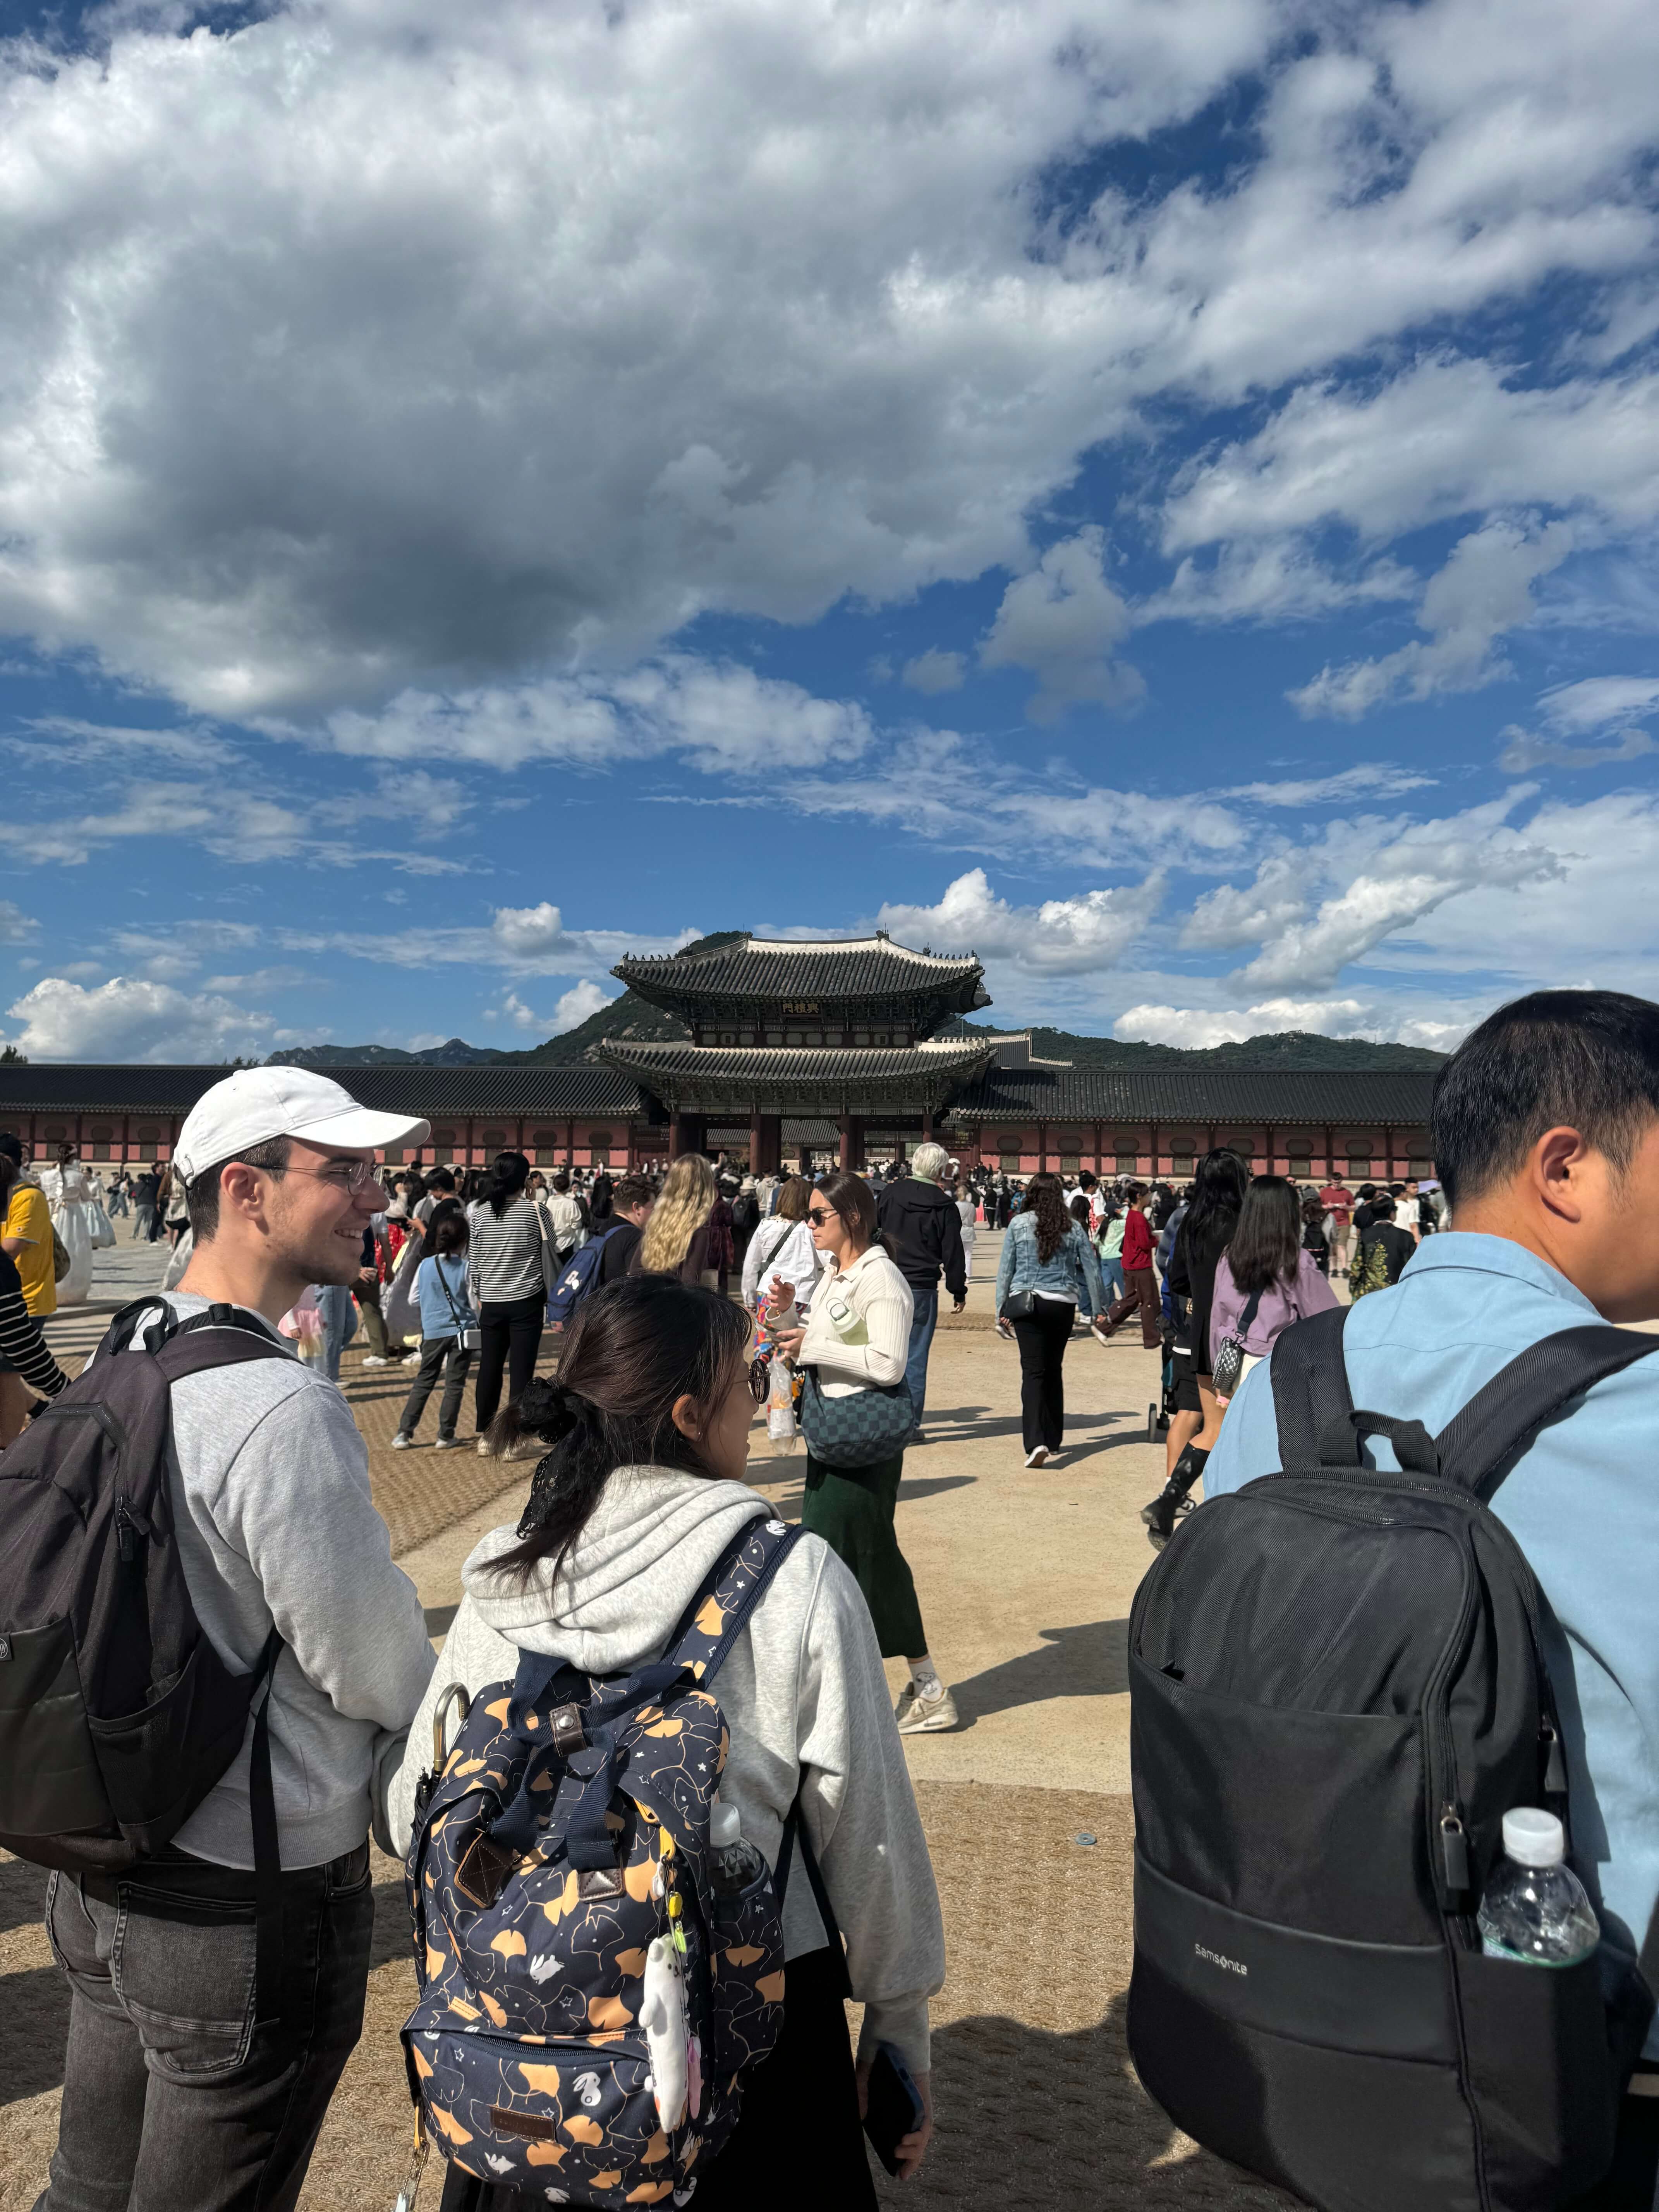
[33,1066,438,2212]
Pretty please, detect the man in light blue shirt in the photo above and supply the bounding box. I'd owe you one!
[1205,990,1659,2193]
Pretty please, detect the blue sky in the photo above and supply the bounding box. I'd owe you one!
[2,0,1658,1061]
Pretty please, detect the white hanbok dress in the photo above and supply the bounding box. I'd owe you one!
[40,1161,110,1306]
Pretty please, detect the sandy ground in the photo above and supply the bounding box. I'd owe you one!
[2,1234,1297,2210]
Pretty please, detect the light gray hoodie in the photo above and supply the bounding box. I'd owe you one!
[388,1465,945,2073]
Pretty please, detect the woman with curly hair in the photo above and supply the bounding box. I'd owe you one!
[629,1150,718,1284]
[992,1170,1107,1468]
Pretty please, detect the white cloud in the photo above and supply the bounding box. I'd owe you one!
[1497,725,1654,772]
[503,981,615,1034]
[1537,675,1659,734]
[1236,797,1560,989]
[979,531,1142,723]
[313,655,872,775]
[900,649,965,696]
[1288,517,1580,720]
[0,902,37,943]
[1114,996,1478,1053]
[4,975,276,1062]
[1224,765,1436,807]
[1,0,1657,721]
[875,866,1162,975]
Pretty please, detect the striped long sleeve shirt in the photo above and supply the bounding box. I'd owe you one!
[0,1247,69,1399]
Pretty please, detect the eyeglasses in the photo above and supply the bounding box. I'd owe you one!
[280,1161,386,1195]
[807,1207,838,1225]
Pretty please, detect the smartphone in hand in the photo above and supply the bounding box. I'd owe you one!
[863,2041,924,2177]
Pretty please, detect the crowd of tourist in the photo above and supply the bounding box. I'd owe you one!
[10,992,1659,2211]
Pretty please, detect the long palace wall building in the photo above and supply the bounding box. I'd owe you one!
[0,933,1437,1182]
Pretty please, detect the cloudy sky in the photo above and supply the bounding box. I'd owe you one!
[2,0,1657,1061]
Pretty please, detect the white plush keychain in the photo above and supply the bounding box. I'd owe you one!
[639,1935,689,2130]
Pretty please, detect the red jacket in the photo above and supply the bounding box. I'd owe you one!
[1122,1206,1153,1271]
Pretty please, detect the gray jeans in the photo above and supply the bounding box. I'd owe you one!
[36,1841,375,2212]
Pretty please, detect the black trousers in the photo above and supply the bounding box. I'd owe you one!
[436,1947,877,2212]
[1012,1297,1075,1452]
[398,1334,473,1440]
[474,1291,544,1432]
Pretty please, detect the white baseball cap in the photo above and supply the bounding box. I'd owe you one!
[173,1066,431,1184]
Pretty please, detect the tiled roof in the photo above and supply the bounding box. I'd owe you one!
[0,1064,642,1119]
[598,1039,995,1085]
[613,935,990,1015]
[944,1067,1437,1124]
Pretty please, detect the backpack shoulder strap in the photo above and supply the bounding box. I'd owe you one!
[1269,1305,1353,1465]
[153,1307,295,1380]
[665,1515,805,1688]
[1434,1324,1659,1500]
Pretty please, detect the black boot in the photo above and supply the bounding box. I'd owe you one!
[1140,1446,1209,1550]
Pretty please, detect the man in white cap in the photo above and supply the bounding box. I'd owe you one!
[36,1068,438,2212]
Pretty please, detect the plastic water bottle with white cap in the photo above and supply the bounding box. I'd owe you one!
[707,1801,767,1898]
[1476,1808,1599,1966]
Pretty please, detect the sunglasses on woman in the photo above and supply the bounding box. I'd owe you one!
[807,1206,838,1225]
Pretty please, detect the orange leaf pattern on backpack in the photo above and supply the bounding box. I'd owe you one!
[400,1518,796,2207]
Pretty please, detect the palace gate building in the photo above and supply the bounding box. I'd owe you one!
[0,933,1437,1182]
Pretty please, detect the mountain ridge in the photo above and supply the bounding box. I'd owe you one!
[270,1010,1445,1073]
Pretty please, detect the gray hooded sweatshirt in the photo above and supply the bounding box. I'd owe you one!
[388,1465,944,2073]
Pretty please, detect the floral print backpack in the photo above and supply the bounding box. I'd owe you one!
[403,1515,833,2206]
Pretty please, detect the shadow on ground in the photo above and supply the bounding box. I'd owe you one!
[948,1621,1130,1727]
[873,1990,1293,2210]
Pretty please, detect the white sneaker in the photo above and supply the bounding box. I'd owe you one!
[434,1436,460,1451]
[1025,1444,1049,1467]
[392,1432,414,1450]
[895,1680,960,1734]
[476,1438,493,1456]
[362,1355,390,1368]
[400,1351,421,1367]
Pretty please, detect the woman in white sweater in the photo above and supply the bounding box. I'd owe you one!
[389,1272,942,2209]
[768,1170,958,1736]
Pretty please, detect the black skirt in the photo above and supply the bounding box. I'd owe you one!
[436,1947,877,2212]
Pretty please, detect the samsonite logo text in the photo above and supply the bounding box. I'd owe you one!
[1194,1942,1248,1976]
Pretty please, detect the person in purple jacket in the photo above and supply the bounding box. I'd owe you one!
[1208,1175,1339,1403]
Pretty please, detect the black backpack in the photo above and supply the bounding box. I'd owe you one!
[1129,1308,1657,2212]
[0,1298,292,1885]
[732,1190,761,1235]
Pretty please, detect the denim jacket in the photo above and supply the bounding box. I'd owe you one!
[994,1212,1106,1317]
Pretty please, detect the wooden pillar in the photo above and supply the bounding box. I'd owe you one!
[1385,1125,1395,1182]
[838,1109,854,1171]
[921,1102,934,1142]
[1324,1124,1334,1181]
[1037,1121,1048,1172]
[1206,1123,1217,1158]
[1267,1123,1276,1175]
[1092,1121,1103,1174]
[1149,1122,1159,1178]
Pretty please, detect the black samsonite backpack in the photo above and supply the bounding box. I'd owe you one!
[1129,1308,1656,2212]
[0,1297,291,1879]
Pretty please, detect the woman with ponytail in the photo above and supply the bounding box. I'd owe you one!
[388,1274,943,2207]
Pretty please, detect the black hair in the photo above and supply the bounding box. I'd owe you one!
[553,1168,572,1193]
[433,1210,470,1256]
[1372,1196,1397,1219]
[481,1149,531,1219]
[1182,1146,1250,1255]
[186,1135,291,1242]
[488,1276,752,1584]
[426,1166,456,1192]
[1432,990,1659,1206]
[1226,1175,1303,1294]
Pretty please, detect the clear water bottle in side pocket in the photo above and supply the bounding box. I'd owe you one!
[1477,1808,1599,1965]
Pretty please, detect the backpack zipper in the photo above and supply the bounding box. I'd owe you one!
[113,1496,149,1565]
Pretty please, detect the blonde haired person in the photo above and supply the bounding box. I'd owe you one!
[630,1151,718,1284]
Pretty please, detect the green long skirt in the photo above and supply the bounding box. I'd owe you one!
[800,1450,926,1659]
